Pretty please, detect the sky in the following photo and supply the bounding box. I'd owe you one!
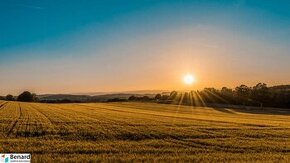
[1,0,290,95]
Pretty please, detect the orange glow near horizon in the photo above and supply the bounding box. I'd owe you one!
[1,25,290,95]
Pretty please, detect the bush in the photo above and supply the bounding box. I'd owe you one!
[6,94,15,101]
[17,91,37,102]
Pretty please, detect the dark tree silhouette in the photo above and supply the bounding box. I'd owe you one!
[17,91,37,102]
[127,95,152,101]
[6,94,14,101]
[251,83,269,106]
[128,96,136,101]
[153,83,290,108]
[235,85,251,98]
[168,91,177,100]
[221,87,233,96]
[154,94,162,100]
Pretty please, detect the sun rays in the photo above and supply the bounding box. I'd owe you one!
[168,88,232,117]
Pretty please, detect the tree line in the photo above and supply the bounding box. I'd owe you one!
[128,83,290,108]
[1,83,289,108]
[0,91,37,102]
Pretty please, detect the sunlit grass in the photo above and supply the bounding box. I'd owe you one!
[0,100,289,162]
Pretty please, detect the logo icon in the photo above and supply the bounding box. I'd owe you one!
[0,154,9,163]
[0,153,30,163]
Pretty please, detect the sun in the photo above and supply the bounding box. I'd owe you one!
[183,74,196,85]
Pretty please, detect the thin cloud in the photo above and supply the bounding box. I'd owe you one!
[18,4,43,10]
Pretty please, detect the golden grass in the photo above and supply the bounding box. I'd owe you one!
[0,101,289,162]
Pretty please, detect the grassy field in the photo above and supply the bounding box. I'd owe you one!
[0,100,289,162]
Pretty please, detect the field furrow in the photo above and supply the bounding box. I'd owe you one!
[0,101,289,162]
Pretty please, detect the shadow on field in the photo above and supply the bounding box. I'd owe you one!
[208,104,290,116]
[211,107,236,114]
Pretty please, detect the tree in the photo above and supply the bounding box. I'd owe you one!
[182,92,190,105]
[251,83,269,106]
[235,85,251,98]
[128,96,136,101]
[160,95,169,100]
[234,85,251,105]
[221,87,233,96]
[168,91,177,100]
[142,96,150,101]
[17,91,36,102]
[32,93,38,102]
[6,94,14,101]
[154,94,162,100]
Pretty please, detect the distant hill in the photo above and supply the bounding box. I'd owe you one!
[90,93,155,102]
[71,90,169,96]
[37,94,91,102]
[37,92,159,102]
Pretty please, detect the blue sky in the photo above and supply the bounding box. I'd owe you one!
[1,0,290,94]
